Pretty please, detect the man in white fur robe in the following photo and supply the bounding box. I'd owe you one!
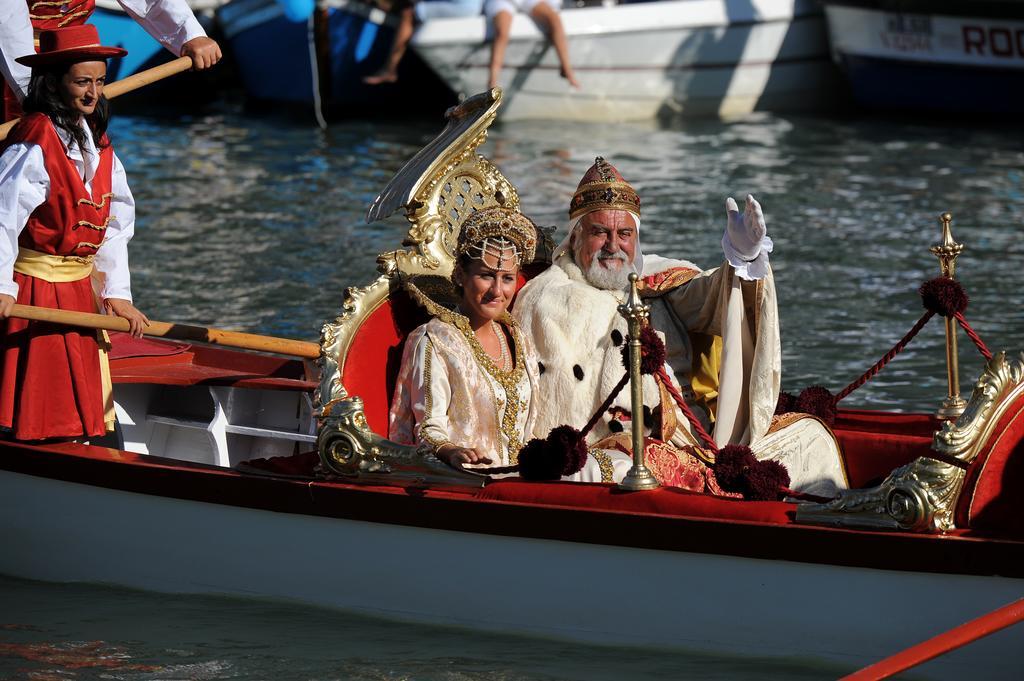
[512,157,847,497]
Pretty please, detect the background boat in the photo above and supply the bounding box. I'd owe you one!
[92,0,229,109]
[216,0,456,119]
[822,0,1024,115]
[410,0,843,121]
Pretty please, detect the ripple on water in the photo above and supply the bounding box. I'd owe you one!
[109,112,1024,412]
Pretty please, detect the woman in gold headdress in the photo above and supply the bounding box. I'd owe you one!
[389,206,542,469]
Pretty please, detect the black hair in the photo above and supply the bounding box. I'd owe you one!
[22,62,110,155]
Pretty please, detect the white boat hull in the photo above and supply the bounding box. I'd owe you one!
[411,0,840,120]
[2,468,1021,678]
[822,2,1024,114]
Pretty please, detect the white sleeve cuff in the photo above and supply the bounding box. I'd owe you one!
[722,233,773,281]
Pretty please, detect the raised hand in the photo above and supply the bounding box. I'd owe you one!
[725,194,767,261]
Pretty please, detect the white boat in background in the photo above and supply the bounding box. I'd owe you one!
[821,0,1024,115]
[410,0,841,121]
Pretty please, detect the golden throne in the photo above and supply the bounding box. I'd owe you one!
[315,89,534,488]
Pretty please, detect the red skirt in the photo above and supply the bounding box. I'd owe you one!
[0,273,105,440]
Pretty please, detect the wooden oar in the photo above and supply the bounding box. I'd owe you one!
[0,56,194,141]
[10,303,321,359]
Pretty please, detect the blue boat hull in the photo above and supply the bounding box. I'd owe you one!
[218,0,455,114]
[90,5,222,109]
[92,6,167,81]
[840,55,1024,115]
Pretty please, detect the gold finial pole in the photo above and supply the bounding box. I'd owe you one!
[617,273,660,491]
[930,212,967,420]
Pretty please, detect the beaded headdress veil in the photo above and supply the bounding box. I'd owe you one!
[456,206,538,269]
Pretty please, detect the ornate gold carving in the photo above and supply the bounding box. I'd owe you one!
[797,352,1024,532]
[316,276,390,419]
[317,90,528,485]
[931,212,967,420]
[318,396,486,489]
[617,273,660,491]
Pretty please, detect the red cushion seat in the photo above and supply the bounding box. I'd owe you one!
[955,390,1024,536]
[479,479,795,524]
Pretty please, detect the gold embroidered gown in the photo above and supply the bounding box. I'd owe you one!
[389,313,538,467]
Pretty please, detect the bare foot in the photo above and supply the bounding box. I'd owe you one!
[561,67,580,90]
[363,70,398,85]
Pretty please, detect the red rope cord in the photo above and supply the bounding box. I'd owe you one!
[656,367,718,451]
[580,373,630,438]
[833,311,935,404]
[954,311,993,361]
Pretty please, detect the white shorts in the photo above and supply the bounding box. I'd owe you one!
[483,0,561,20]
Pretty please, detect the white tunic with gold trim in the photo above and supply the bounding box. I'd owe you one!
[389,312,632,483]
[390,314,535,466]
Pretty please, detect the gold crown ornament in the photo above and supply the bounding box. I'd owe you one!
[568,156,641,222]
[456,206,539,267]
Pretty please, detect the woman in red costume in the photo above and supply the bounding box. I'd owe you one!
[0,24,148,441]
[0,0,222,121]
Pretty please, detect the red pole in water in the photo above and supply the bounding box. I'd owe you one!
[841,598,1024,680]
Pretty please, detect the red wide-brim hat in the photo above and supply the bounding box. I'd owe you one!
[16,25,127,67]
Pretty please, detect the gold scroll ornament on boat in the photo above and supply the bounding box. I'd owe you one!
[798,218,1024,532]
[316,89,548,486]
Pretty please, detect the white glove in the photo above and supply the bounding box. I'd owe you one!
[722,194,773,281]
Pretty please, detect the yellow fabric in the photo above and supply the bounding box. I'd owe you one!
[97,329,115,433]
[14,249,112,433]
[14,247,93,283]
[688,332,722,422]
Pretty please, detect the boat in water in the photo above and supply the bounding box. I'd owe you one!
[91,0,226,108]
[821,0,1024,115]
[1,90,1022,679]
[216,0,455,118]
[410,0,842,121]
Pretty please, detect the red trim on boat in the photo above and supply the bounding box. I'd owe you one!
[1,440,1022,578]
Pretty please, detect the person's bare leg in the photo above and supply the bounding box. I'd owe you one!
[489,11,513,89]
[530,3,579,88]
[364,6,415,84]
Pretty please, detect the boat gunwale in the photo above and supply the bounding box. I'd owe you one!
[3,439,1023,580]
[411,8,824,48]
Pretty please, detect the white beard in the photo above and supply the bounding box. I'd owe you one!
[582,253,631,290]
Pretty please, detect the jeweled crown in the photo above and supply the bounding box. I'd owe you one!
[568,156,641,221]
[456,206,538,265]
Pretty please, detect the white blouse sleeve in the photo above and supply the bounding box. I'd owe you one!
[406,332,455,452]
[0,142,49,298]
[0,0,34,102]
[116,0,207,56]
[94,151,135,302]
